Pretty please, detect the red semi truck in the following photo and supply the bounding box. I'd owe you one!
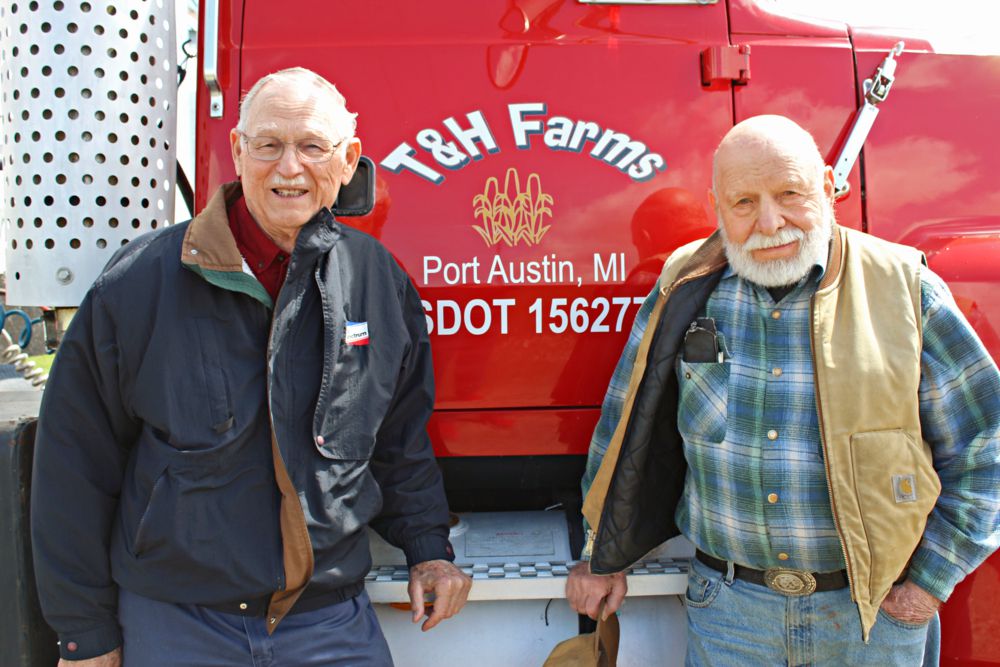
[190,1,1000,662]
[3,0,998,664]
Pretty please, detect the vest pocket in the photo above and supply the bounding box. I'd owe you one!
[677,360,730,444]
[849,430,941,603]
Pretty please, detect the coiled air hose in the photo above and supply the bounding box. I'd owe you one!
[1,328,47,388]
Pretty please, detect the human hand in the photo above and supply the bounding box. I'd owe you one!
[58,647,122,667]
[408,559,472,631]
[880,580,941,625]
[566,561,627,621]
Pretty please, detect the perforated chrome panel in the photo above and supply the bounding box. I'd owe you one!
[1,0,177,306]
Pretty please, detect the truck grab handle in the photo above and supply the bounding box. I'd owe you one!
[831,41,905,198]
[203,0,223,118]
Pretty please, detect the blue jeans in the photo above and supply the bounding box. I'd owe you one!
[118,588,394,666]
[684,557,940,666]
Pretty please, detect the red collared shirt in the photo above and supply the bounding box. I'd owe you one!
[227,196,290,302]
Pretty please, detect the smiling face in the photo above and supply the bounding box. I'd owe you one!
[710,116,835,287]
[230,78,361,251]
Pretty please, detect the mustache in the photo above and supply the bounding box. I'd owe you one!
[741,227,805,251]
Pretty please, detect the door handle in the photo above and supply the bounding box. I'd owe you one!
[203,0,223,118]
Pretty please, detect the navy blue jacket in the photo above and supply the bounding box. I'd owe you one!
[31,183,452,660]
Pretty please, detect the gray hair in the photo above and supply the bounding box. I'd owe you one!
[236,67,358,138]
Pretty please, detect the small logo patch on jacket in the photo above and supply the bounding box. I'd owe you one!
[345,321,370,346]
[892,474,917,503]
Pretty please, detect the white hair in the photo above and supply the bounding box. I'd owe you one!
[720,218,832,287]
[235,67,358,137]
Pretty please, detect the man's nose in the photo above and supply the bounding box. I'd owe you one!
[275,144,305,176]
[755,198,783,235]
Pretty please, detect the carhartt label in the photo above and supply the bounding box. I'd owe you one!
[345,321,370,346]
[892,474,917,503]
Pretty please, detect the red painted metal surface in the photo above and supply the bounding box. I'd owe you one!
[203,0,734,456]
[194,0,242,211]
[429,408,600,458]
[727,0,848,39]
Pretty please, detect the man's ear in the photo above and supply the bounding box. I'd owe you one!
[707,188,717,213]
[230,129,243,178]
[822,165,835,202]
[341,138,363,185]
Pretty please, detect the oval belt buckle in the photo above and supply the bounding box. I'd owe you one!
[763,568,817,596]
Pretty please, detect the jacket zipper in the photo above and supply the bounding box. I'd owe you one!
[809,296,856,598]
[266,290,286,592]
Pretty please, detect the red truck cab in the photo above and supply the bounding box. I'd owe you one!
[195,1,1000,663]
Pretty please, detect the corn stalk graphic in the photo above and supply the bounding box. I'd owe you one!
[472,168,553,247]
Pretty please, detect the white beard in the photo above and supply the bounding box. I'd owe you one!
[721,217,832,288]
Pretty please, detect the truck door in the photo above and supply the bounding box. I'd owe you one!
[216,0,734,461]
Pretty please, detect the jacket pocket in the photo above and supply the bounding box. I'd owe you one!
[132,470,168,556]
[677,360,730,444]
[850,430,941,604]
[130,447,279,574]
[315,339,401,462]
[194,317,234,434]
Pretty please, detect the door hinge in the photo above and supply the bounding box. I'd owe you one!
[701,44,751,85]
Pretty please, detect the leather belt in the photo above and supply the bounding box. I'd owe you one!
[205,595,272,617]
[203,588,354,617]
[695,550,848,596]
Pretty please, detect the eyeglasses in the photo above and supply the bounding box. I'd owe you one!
[239,132,345,163]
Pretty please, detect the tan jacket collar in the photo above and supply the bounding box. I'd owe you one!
[818,225,845,291]
[657,230,727,296]
[181,181,245,271]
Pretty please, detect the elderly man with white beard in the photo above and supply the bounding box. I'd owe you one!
[565,115,1000,665]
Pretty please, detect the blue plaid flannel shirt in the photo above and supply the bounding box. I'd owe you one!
[583,262,1000,602]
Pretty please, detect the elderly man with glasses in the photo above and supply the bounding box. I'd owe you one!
[31,67,471,667]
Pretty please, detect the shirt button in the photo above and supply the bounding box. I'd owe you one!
[778,552,789,561]
[270,617,277,624]
[767,493,779,504]
[767,429,778,441]
[316,435,325,445]
[66,642,78,652]
[684,372,692,379]
[772,367,782,377]
[771,310,781,320]
[239,602,248,610]
[257,262,264,270]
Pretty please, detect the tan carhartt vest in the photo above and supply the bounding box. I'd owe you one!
[583,226,941,640]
